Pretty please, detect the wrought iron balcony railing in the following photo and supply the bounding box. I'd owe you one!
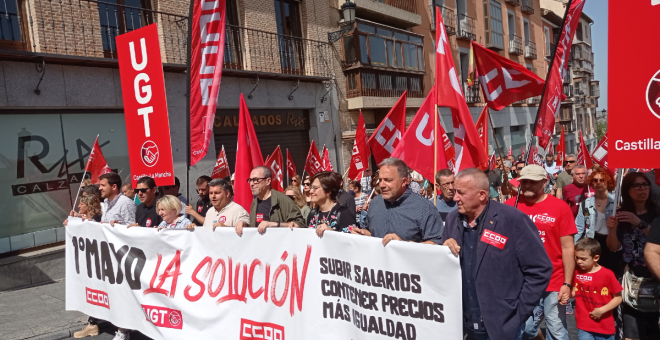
[524,41,537,59]
[345,69,424,99]
[509,35,524,55]
[522,0,534,14]
[457,14,476,41]
[505,0,521,6]
[463,80,481,104]
[380,0,417,14]
[431,5,456,36]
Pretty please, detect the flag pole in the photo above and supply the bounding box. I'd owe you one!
[487,108,505,162]
[515,0,575,209]
[185,0,194,202]
[434,103,438,206]
[73,134,98,212]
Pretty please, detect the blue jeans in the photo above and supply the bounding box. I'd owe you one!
[577,329,614,340]
[465,322,526,340]
[523,291,569,340]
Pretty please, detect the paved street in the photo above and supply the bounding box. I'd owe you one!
[2,279,580,340]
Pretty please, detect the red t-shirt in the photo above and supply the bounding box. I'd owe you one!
[574,267,622,335]
[562,184,595,217]
[506,195,577,291]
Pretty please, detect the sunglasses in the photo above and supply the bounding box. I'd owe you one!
[565,160,576,164]
[286,195,295,200]
[135,188,150,194]
[516,167,524,171]
[303,182,311,186]
[592,178,604,183]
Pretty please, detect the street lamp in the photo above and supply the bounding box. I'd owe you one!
[328,0,356,43]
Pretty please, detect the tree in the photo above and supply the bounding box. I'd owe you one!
[597,122,607,141]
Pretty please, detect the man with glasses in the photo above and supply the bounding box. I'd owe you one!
[562,165,595,218]
[243,166,304,235]
[129,176,161,228]
[556,154,577,200]
[162,177,188,214]
[435,169,458,221]
[185,175,212,226]
[201,178,249,233]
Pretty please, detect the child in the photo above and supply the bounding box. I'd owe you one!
[572,238,622,340]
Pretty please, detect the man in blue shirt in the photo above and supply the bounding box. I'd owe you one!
[435,168,458,221]
[441,168,552,340]
[351,158,443,245]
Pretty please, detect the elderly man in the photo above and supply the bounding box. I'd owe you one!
[556,154,577,199]
[441,168,551,340]
[435,169,458,221]
[201,178,249,233]
[505,165,576,340]
[561,165,595,217]
[242,166,304,235]
[351,158,443,246]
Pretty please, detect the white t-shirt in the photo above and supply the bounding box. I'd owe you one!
[203,201,250,228]
[544,162,563,176]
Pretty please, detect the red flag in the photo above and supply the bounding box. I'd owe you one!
[86,136,112,184]
[322,145,333,171]
[534,0,586,148]
[591,134,609,170]
[476,106,489,155]
[304,141,324,177]
[472,42,546,110]
[211,145,230,179]
[190,0,227,166]
[369,91,407,164]
[489,153,496,171]
[435,8,489,171]
[528,146,543,166]
[577,130,594,169]
[546,141,554,155]
[392,87,453,181]
[507,146,513,157]
[348,111,370,181]
[286,149,296,179]
[557,126,566,166]
[264,146,284,192]
[521,146,525,158]
[234,94,264,210]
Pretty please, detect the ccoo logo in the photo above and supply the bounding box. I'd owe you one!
[141,140,159,167]
[646,70,660,120]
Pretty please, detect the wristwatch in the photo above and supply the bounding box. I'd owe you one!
[563,282,573,289]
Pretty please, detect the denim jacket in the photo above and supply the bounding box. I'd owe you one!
[574,192,616,243]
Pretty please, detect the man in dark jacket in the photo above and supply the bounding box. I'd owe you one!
[441,168,552,340]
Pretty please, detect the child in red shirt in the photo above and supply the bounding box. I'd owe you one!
[572,238,622,340]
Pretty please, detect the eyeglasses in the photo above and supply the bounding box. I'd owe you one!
[246,177,268,184]
[135,188,150,194]
[632,183,651,190]
[516,167,524,171]
[565,160,576,164]
[591,178,604,183]
[310,185,322,191]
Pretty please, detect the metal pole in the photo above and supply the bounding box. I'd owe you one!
[434,104,438,206]
[487,107,505,161]
[185,0,194,201]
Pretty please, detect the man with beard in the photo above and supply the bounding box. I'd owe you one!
[506,165,576,340]
[186,175,212,226]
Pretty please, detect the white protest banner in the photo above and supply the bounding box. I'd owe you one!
[65,219,462,340]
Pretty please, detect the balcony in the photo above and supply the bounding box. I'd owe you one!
[463,80,481,104]
[457,14,476,41]
[505,0,521,6]
[524,41,537,59]
[345,69,424,99]
[509,35,524,55]
[521,0,535,14]
[555,121,576,133]
[379,0,417,14]
[431,5,456,36]
[563,84,573,99]
[337,0,420,29]
[527,96,541,105]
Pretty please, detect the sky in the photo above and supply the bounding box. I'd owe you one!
[583,1,607,110]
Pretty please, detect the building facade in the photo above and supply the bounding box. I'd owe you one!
[0,0,343,253]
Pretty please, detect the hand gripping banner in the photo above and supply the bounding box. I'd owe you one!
[66,219,462,340]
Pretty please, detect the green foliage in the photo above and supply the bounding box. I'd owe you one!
[596,122,607,141]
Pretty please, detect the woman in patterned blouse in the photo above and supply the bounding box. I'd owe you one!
[306,172,356,237]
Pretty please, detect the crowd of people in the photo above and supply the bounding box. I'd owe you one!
[64,154,660,340]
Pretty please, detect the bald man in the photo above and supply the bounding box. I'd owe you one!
[441,168,552,340]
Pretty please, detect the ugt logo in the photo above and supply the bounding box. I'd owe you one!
[646,70,660,120]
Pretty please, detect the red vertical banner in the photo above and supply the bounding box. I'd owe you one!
[533,0,585,148]
[608,0,660,168]
[190,0,227,166]
[234,94,263,210]
[348,111,371,181]
[557,127,566,166]
[116,24,175,187]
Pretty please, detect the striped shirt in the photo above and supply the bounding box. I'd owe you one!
[364,187,443,243]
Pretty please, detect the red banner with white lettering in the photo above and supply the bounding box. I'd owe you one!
[476,106,489,155]
[533,0,585,149]
[368,91,407,164]
[472,42,545,111]
[85,136,113,184]
[577,130,594,169]
[116,24,174,187]
[211,145,230,179]
[190,0,227,166]
[507,146,512,157]
[392,87,452,181]
[348,111,371,181]
[286,149,296,179]
[608,0,660,168]
[591,134,609,170]
[234,94,264,210]
[304,141,324,177]
[264,146,284,192]
[435,8,489,171]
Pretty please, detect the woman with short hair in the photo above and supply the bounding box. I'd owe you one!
[307,171,356,237]
[156,195,194,230]
[285,185,310,220]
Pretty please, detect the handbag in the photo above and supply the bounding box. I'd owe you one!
[622,265,660,312]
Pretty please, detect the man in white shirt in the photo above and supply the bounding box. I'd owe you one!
[543,153,563,194]
[201,178,249,234]
[100,173,136,224]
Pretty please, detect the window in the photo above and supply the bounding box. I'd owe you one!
[275,0,304,72]
[523,18,530,43]
[0,0,22,45]
[484,0,504,50]
[584,23,589,39]
[509,126,526,156]
[576,23,583,41]
[98,0,154,58]
[544,26,551,57]
[507,10,515,38]
[349,21,424,71]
